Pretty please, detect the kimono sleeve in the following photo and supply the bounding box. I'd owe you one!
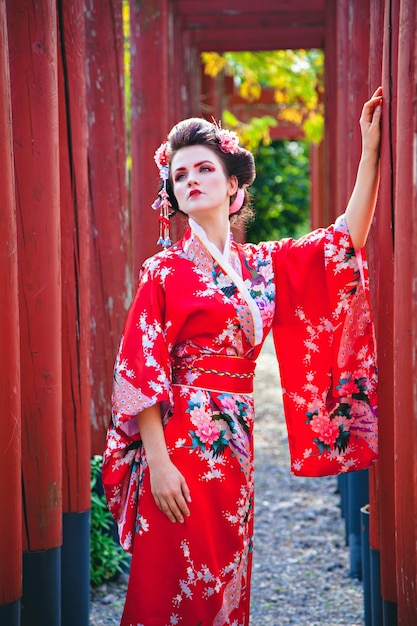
[272,215,378,477]
[102,256,173,551]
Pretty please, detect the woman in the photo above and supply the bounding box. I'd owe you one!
[102,87,382,626]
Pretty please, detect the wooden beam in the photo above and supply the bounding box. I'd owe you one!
[180,10,324,30]
[192,27,325,51]
[175,0,324,15]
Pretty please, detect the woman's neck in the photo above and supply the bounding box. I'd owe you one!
[189,214,230,254]
[189,216,230,256]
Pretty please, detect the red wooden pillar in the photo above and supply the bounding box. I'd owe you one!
[375,0,399,617]
[7,0,62,552]
[323,0,338,227]
[130,0,172,269]
[393,0,417,620]
[347,0,371,185]
[367,0,385,602]
[85,0,131,454]
[344,0,374,581]
[57,1,90,623]
[58,0,90,516]
[309,142,324,229]
[182,28,202,118]
[200,67,222,123]
[0,3,21,620]
[169,9,191,245]
[7,0,62,623]
[334,0,349,222]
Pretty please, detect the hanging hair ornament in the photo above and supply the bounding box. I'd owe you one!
[152,141,172,248]
[212,119,240,154]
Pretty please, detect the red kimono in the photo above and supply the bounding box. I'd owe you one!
[102,216,377,626]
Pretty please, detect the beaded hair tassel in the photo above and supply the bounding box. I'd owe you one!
[152,141,172,248]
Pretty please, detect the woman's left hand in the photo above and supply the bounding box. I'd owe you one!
[360,86,383,160]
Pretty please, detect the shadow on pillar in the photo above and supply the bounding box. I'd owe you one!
[361,505,372,626]
[0,600,20,626]
[382,599,397,626]
[61,510,90,626]
[21,548,61,626]
[348,469,369,579]
[337,474,349,546]
[369,547,383,626]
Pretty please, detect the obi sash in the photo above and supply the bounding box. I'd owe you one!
[172,354,256,394]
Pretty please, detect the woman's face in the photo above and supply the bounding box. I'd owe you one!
[171,145,237,219]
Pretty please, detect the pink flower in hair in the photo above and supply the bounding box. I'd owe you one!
[154,141,169,169]
[217,128,240,154]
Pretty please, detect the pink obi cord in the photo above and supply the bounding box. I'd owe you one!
[229,187,244,215]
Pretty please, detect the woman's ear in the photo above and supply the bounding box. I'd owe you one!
[227,175,239,196]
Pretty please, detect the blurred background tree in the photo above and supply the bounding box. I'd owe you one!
[202,50,324,146]
[247,139,310,243]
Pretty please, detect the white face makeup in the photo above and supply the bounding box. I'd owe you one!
[171,145,237,220]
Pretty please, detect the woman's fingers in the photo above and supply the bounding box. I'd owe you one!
[157,490,190,523]
[156,494,187,523]
[150,462,192,523]
[359,88,382,158]
[361,93,382,125]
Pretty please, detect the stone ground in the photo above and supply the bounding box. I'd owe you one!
[90,334,364,625]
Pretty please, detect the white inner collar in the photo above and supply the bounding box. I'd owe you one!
[188,218,263,346]
[189,218,231,259]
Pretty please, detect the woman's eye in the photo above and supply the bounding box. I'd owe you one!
[201,166,212,172]
[174,173,185,182]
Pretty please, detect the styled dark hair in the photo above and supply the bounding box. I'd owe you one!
[163,118,256,224]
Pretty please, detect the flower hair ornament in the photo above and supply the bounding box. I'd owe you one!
[212,118,240,154]
[212,120,244,214]
[152,141,172,248]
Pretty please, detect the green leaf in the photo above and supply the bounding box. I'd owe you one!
[90,454,130,587]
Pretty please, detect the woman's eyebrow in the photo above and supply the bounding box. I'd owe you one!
[173,160,215,175]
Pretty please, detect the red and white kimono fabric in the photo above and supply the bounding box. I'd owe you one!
[102,215,377,626]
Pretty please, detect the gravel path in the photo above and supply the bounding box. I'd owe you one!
[90,334,364,625]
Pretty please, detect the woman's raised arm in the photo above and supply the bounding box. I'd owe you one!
[345,86,383,250]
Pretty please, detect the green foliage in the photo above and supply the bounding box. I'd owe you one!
[90,455,130,587]
[247,140,310,243]
[223,110,277,152]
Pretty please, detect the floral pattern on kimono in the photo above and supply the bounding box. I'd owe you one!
[271,221,377,476]
[102,214,377,626]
